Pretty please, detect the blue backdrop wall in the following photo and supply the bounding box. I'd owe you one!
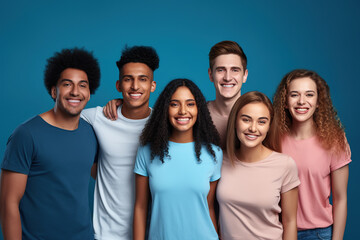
[1,0,359,238]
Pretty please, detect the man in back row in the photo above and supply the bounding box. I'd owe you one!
[0,48,100,239]
[81,46,159,240]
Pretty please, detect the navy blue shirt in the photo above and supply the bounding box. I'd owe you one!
[2,116,97,240]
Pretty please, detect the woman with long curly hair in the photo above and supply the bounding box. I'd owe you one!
[217,91,299,240]
[133,78,222,240]
[272,69,351,240]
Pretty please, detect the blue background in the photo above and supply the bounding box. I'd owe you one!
[1,0,359,238]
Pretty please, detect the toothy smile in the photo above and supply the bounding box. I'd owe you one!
[295,107,309,113]
[221,84,235,88]
[175,117,190,124]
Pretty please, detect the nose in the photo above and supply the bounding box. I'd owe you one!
[131,79,139,90]
[249,121,257,132]
[223,70,231,81]
[179,104,186,115]
[298,94,305,105]
[70,85,79,96]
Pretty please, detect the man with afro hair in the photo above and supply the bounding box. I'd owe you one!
[0,48,100,240]
[81,45,159,240]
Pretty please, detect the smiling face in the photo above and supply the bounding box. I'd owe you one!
[236,102,271,149]
[51,68,90,118]
[208,53,248,101]
[168,86,198,142]
[287,77,318,125]
[117,62,156,117]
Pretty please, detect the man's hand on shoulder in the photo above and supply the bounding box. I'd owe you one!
[103,99,123,120]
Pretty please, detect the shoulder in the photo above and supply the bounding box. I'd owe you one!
[270,151,297,169]
[81,106,103,124]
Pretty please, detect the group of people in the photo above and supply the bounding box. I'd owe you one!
[0,40,351,240]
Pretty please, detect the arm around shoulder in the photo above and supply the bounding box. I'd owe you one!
[0,170,28,240]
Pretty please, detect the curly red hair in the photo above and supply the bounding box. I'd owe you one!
[271,69,347,155]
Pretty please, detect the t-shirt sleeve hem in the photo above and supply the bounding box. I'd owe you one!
[330,159,351,172]
[210,174,220,182]
[134,169,148,177]
[1,166,29,175]
[281,179,300,193]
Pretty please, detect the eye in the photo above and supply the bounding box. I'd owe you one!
[217,68,224,72]
[63,82,71,87]
[140,78,147,82]
[187,102,196,107]
[241,118,250,123]
[232,68,240,72]
[306,93,314,97]
[169,102,179,107]
[258,120,267,125]
[80,83,88,88]
[290,93,298,98]
[123,78,131,82]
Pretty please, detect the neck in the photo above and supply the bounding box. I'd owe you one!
[169,131,194,143]
[236,144,271,163]
[40,109,80,130]
[212,93,240,116]
[121,104,151,119]
[290,119,316,140]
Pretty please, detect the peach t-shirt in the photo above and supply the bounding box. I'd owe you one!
[217,152,300,240]
[282,135,351,230]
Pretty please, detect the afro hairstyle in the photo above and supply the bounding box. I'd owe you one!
[116,46,159,73]
[44,47,100,96]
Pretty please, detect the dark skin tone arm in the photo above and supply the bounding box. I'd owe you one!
[133,174,150,240]
[0,170,28,240]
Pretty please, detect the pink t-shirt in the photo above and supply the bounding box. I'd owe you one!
[207,101,228,149]
[281,135,351,230]
[217,152,300,240]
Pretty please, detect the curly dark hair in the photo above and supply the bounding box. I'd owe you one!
[116,46,159,73]
[44,48,100,97]
[272,69,347,155]
[140,78,221,163]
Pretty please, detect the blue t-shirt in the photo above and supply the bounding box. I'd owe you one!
[134,141,222,240]
[1,115,97,240]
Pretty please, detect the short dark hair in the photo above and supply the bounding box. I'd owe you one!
[209,40,247,70]
[116,46,159,73]
[44,48,100,96]
[140,78,220,163]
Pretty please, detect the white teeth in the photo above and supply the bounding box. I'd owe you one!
[68,100,80,103]
[221,84,235,88]
[177,118,190,121]
[130,93,141,97]
[296,108,308,112]
[246,134,257,139]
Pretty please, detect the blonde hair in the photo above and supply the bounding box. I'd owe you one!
[226,91,279,165]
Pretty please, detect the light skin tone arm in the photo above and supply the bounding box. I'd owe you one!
[208,180,219,233]
[133,174,150,240]
[281,187,298,240]
[103,99,122,120]
[331,165,349,240]
[0,170,28,240]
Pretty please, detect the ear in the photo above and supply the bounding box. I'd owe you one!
[116,80,122,93]
[242,69,248,83]
[150,80,156,93]
[208,68,214,82]
[51,86,57,100]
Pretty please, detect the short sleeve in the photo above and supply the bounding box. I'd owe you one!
[210,146,223,182]
[1,125,34,175]
[81,107,100,125]
[330,142,352,172]
[134,146,149,177]
[281,156,300,193]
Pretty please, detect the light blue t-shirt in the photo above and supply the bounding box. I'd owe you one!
[134,141,222,240]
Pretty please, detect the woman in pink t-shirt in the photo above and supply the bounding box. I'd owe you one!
[272,69,351,240]
[217,91,300,240]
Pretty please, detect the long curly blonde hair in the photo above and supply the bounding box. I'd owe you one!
[271,69,347,155]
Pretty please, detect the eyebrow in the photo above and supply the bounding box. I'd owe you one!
[216,66,242,70]
[121,74,149,78]
[289,90,316,93]
[60,79,89,83]
[240,114,269,120]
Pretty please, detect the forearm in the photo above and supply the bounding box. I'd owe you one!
[282,218,297,240]
[1,202,22,240]
[209,206,218,233]
[332,197,347,240]
[133,205,147,240]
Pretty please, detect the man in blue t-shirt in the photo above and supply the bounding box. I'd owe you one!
[0,48,100,240]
